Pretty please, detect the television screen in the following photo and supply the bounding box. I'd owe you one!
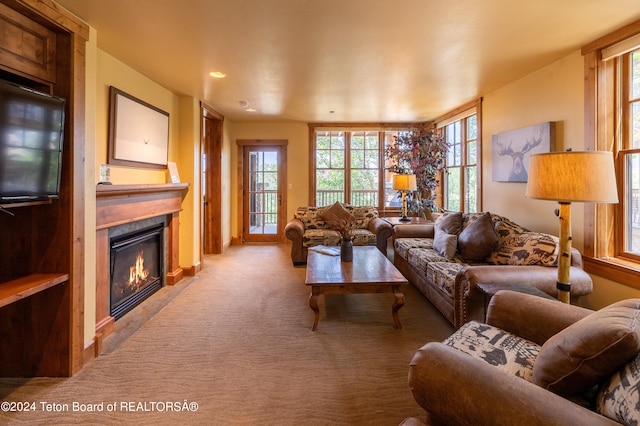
[0,79,65,203]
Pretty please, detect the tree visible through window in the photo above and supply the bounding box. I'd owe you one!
[313,128,403,208]
[442,113,478,213]
[583,28,640,287]
[622,49,640,255]
[311,114,480,212]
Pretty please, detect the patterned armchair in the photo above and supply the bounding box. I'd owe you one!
[284,204,392,265]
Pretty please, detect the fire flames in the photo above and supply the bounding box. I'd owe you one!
[129,250,150,286]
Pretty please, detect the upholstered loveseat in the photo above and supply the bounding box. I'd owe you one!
[393,211,592,328]
[284,203,392,265]
[405,290,640,425]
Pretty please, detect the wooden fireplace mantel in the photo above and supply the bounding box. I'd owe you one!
[96,183,189,229]
[95,183,189,341]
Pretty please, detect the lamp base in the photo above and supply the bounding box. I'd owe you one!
[399,216,411,222]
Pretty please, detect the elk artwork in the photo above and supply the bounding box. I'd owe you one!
[495,124,546,182]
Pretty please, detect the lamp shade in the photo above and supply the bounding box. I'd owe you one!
[392,174,417,191]
[525,151,618,203]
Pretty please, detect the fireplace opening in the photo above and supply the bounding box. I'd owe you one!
[110,223,164,320]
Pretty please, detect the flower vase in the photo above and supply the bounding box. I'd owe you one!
[341,239,353,262]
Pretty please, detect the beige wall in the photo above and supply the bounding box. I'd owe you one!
[481,50,640,308]
[95,50,178,185]
[482,51,585,244]
[94,51,202,271]
[83,47,203,344]
[177,96,201,266]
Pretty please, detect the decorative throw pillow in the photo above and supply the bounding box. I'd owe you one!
[532,299,640,397]
[319,201,354,225]
[433,231,458,260]
[457,212,499,261]
[444,321,540,382]
[596,353,640,426]
[435,211,463,235]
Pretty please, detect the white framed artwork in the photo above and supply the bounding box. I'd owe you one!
[108,86,169,169]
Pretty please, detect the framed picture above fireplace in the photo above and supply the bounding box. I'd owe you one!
[108,86,169,169]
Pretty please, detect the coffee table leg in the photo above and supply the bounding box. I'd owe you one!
[392,286,405,329]
[309,289,320,331]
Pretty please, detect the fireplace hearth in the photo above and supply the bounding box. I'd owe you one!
[110,223,164,320]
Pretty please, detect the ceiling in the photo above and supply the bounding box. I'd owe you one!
[56,0,640,123]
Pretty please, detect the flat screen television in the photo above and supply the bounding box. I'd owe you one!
[0,79,65,204]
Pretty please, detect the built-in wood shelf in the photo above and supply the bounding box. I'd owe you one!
[0,273,69,309]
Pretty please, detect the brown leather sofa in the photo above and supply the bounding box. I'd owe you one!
[393,211,592,328]
[284,204,392,265]
[404,291,640,425]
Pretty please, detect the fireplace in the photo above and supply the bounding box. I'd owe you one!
[109,223,164,320]
[95,183,188,345]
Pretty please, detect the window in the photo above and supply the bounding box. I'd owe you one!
[622,50,640,258]
[436,101,481,213]
[583,28,640,288]
[311,127,404,208]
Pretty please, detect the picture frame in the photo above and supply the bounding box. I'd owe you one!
[491,122,555,182]
[108,86,169,169]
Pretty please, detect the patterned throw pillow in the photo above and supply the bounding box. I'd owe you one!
[444,321,540,382]
[352,206,378,229]
[596,353,640,426]
[491,232,559,266]
[295,206,324,229]
[486,217,559,266]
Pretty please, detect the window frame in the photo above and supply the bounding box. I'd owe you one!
[309,123,415,210]
[582,20,640,290]
[434,99,482,213]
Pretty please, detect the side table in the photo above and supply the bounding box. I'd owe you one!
[382,216,433,226]
[476,282,557,321]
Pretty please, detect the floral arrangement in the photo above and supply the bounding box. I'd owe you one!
[385,123,448,214]
[328,217,356,241]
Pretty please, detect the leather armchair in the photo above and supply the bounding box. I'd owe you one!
[405,291,631,425]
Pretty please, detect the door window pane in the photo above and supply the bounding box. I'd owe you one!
[249,151,278,234]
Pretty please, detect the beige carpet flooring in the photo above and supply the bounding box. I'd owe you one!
[0,244,454,425]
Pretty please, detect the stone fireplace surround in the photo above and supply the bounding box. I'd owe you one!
[95,183,189,342]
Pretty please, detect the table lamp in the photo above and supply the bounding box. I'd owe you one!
[525,151,618,303]
[393,174,417,222]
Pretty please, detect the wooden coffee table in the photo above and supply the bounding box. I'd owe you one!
[305,246,408,330]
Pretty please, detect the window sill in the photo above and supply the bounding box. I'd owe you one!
[583,256,640,290]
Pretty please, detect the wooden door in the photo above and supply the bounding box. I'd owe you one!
[202,106,223,254]
[241,144,287,243]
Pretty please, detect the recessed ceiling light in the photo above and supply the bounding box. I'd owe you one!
[209,71,226,78]
[239,100,249,107]
[245,108,257,112]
